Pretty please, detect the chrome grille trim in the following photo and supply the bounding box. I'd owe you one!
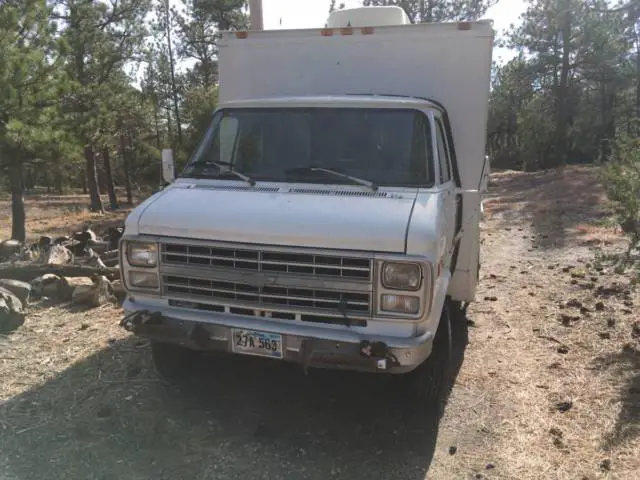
[160,243,372,280]
[163,275,371,314]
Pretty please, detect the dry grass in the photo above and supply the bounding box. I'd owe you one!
[0,165,639,480]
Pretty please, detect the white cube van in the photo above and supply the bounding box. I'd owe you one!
[119,6,494,401]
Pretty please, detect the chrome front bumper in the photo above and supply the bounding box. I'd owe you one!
[122,298,434,374]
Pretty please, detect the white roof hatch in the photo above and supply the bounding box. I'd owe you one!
[326,6,412,28]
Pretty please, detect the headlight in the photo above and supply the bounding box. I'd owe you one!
[380,294,420,314]
[381,262,422,290]
[127,242,158,267]
[129,271,159,289]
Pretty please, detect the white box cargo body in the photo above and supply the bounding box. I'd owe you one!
[218,19,494,300]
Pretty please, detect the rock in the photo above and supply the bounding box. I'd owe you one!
[570,279,578,285]
[632,321,640,339]
[0,279,32,304]
[566,298,582,308]
[71,276,115,308]
[44,245,74,266]
[112,279,125,302]
[607,318,616,328]
[557,346,569,354]
[485,464,495,470]
[106,227,124,250]
[40,235,54,246]
[599,332,611,340]
[560,314,580,327]
[65,277,94,301]
[595,301,605,311]
[599,459,611,472]
[571,271,586,279]
[74,251,107,269]
[549,427,563,437]
[0,286,25,333]
[448,446,457,455]
[562,266,574,273]
[623,299,633,307]
[484,296,498,302]
[555,401,573,413]
[0,239,22,260]
[590,276,598,282]
[30,274,68,299]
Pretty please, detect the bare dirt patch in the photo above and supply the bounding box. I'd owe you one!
[1,166,639,479]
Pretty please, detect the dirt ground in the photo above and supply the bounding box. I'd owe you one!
[1,166,639,480]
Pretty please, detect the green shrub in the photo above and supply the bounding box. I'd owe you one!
[601,131,640,255]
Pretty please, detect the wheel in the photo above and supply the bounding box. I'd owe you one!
[150,340,199,383]
[402,301,453,407]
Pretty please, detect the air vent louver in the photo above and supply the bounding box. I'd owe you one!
[289,188,389,198]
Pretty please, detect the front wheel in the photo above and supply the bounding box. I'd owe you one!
[401,302,453,409]
[150,341,199,383]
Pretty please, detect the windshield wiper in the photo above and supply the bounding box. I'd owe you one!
[287,166,378,191]
[184,161,255,186]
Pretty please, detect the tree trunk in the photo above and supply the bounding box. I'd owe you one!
[120,130,133,205]
[554,5,572,167]
[9,162,26,243]
[102,146,119,210]
[163,0,183,146]
[54,162,64,194]
[0,262,120,282]
[84,145,104,213]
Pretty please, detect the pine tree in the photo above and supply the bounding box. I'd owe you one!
[0,0,59,242]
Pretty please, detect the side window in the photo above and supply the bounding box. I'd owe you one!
[435,119,452,184]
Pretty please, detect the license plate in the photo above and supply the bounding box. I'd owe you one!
[231,329,283,359]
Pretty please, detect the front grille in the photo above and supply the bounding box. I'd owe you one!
[161,243,372,280]
[163,275,371,314]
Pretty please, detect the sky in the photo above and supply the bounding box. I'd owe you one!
[261,0,528,63]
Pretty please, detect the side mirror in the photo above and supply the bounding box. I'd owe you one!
[162,148,175,184]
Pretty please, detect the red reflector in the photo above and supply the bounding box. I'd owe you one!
[321,28,334,36]
[361,26,375,35]
[457,22,471,31]
[341,27,353,36]
[235,31,248,39]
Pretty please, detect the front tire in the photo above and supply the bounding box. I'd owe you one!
[402,301,453,408]
[150,341,199,383]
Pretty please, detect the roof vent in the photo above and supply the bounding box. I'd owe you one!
[326,6,412,28]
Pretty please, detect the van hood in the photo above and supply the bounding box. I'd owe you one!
[129,183,425,253]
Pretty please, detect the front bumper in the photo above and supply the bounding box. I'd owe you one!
[121,298,434,374]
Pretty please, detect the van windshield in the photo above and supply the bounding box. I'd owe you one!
[182,107,435,188]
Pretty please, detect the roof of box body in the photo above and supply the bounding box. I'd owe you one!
[217,95,445,112]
